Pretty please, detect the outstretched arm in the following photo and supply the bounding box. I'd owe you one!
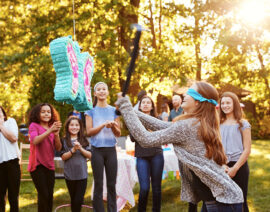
[117,97,193,147]
[135,110,173,131]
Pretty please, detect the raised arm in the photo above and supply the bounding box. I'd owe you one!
[117,97,193,147]
[31,121,61,145]
[135,110,173,131]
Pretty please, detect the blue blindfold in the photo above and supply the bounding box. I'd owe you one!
[187,88,218,106]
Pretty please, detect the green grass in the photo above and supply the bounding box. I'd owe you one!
[6,140,270,211]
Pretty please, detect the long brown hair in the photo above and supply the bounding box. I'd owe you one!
[220,92,243,129]
[138,95,157,118]
[175,82,227,165]
[63,116,89,147]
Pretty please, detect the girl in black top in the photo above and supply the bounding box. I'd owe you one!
[131,95,164,212]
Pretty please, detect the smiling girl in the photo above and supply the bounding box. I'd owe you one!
[85,82,121,212]
[131,95,164,212]
[220,92,251,212]
[28,103,62,212]
[60,116,91,212]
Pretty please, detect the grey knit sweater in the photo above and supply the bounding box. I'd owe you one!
[116,97,243,204]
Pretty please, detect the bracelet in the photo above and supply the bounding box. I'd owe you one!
[70,150,73,155]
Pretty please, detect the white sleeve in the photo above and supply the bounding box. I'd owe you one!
[6,118,19,139]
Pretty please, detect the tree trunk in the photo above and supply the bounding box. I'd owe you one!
[255,43,270,92]
[158,0,162,48]
[149,0,157,48]
[119,0,140,54]
[255,42,270,113]
[194,1,202,81]
[118,0,140,90]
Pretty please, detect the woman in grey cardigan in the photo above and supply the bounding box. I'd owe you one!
[116,82,244,211]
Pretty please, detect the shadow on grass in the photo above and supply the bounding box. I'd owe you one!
[129,179,193,212]
[18,176,94,212]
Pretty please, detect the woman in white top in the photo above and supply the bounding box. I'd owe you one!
[0,106,20,212]
[220,92,251,212]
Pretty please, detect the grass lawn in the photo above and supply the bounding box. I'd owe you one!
[6,139,270,211]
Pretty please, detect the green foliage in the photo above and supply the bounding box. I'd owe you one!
[0,0,270,137]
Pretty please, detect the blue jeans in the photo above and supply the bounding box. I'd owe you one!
[136,153,164,212]
[203,201,243,212]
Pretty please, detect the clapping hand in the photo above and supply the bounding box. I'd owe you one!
[105,121,118,129]
[105,121,113,128]
[50,121,62,134]
[111,121,119,128]
[73,141,82,151]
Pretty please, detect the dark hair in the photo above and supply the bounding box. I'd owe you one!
[220,92,244,129]
[138,95,157,117]
[137,90,147,101]
[28,103,59,126]
[64,116,89,147]
[0,106,7,121]
[93,96,98,107]
[161,103,169,113]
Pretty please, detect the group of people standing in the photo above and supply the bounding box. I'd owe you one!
[0,82,119,212]
[0,80,251,212]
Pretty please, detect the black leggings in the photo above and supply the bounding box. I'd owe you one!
[31,165,55,212]
[65,178,87,212]
[91,146,117,212]
[227,161,249,212]
[0,158,20,212]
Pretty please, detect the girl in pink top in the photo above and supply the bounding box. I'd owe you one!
[28,103,62,212]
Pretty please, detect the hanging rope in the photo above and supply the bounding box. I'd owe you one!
[72,0,76,40]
